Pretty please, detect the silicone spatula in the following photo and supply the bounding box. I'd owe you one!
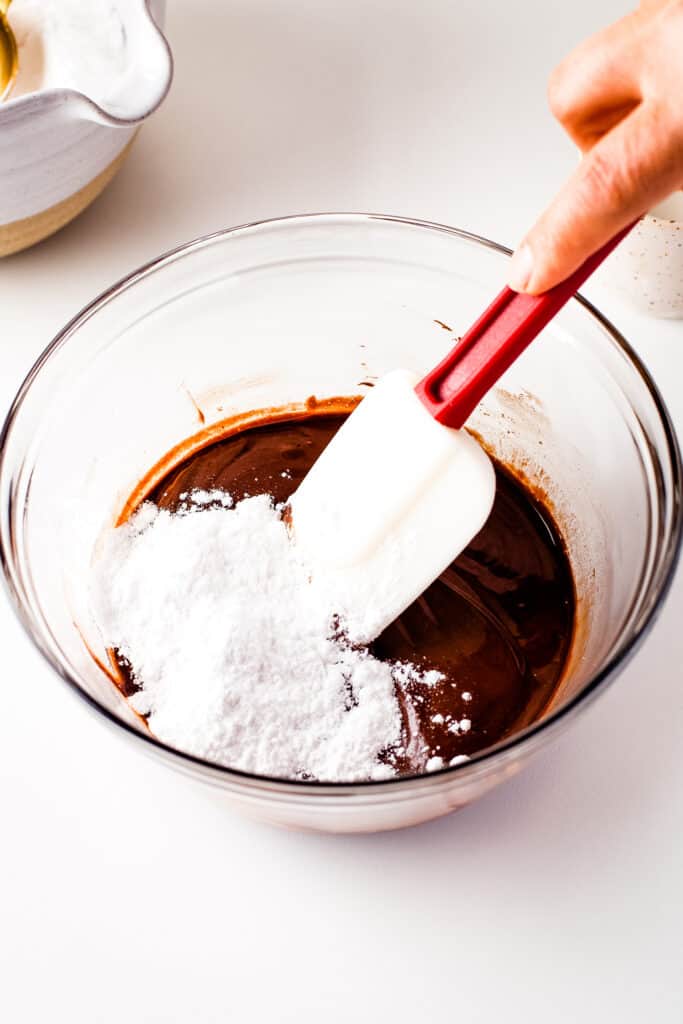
[289,225,633,642]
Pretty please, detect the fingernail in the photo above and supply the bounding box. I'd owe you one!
[508,243,533,292]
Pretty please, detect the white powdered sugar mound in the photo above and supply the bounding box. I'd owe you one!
[91,493,437,782]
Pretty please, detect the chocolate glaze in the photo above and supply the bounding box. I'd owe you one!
[111,412,575,776]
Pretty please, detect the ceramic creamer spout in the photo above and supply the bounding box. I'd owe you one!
[0,0,172,253]
[70,0,173,127]
[0,0,173,127]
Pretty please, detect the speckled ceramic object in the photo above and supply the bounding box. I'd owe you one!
[0,0,172,256]
[599,193,683,318]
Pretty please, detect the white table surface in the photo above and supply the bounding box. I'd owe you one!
[2,2,682,1021]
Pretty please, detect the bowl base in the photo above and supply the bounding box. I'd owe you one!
[0,134,137,257]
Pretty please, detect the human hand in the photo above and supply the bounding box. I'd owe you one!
[508,0,683,294]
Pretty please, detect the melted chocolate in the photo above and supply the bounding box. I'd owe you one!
[112,413,575,775]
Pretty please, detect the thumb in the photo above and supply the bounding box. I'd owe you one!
[508,101,683,294]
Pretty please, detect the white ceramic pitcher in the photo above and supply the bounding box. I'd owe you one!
[0,0,172,255]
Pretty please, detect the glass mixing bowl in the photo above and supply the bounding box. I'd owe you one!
[1,214,681,833]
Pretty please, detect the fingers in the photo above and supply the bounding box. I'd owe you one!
[547,12,644,150]
[509,1,683,293]
[508,99,683,293]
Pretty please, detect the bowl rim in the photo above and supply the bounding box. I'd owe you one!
[1,211,681,794]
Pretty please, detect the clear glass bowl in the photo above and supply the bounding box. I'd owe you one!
[1,214,681,833]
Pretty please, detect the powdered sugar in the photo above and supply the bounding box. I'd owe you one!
[91,492,449,782]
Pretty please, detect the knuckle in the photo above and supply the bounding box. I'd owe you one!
[547,63,576,124]
[582,148,634,210]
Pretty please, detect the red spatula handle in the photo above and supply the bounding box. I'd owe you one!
[415,224,634,429]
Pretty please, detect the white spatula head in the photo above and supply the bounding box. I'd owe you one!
[288,369,496,642]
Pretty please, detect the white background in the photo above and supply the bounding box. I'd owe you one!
[1,1,682,1020]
